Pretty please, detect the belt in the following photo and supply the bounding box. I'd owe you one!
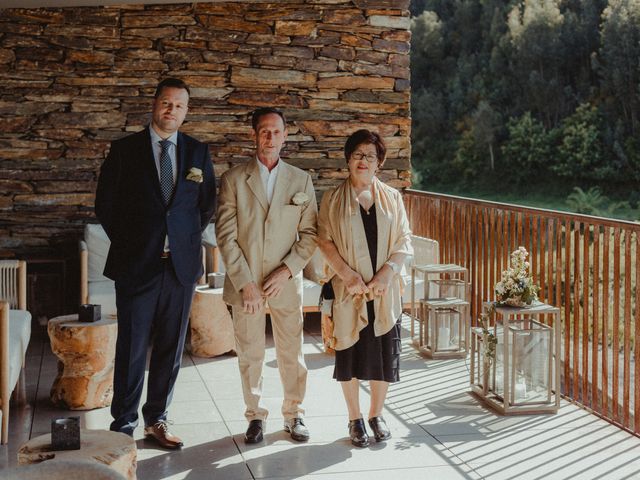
[160,251,171,259]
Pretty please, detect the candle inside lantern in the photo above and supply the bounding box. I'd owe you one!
[515,378,527,401]
[437,327,450,349]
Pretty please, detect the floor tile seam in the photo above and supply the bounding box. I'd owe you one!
[28,339,48,440]
[188,352,244,450]
[246,459,475,479]
[395,399,484,479]
[254,463,482,479]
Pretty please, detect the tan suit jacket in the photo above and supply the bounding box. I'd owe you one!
[216,159,318,307]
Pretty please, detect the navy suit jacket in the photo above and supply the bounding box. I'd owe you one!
[95,127,216,287]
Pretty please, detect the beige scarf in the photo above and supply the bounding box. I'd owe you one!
[318,177,413,350]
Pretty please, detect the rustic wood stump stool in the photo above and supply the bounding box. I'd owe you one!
[48,314,117,410]
[17,429,136,480]
[189,285,235,357]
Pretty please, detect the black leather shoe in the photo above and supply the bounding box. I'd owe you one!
[284,417,310,442]
[368,416,391,442]
[244,419,264,444]
[348,418,370,447]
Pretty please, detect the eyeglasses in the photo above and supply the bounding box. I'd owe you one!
[351,152,378,163]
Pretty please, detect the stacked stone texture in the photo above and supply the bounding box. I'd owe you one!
[0,0,411,255]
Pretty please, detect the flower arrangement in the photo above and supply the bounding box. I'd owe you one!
[495,246,539,307]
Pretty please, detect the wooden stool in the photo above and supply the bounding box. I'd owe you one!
[48,315,117,410]
[189,286,235,357]
[18,429,136,480]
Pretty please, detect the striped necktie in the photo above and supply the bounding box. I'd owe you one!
[159,139,174,205]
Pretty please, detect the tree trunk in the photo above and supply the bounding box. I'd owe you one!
[489,143,495,171]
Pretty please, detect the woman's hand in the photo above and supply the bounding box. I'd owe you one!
[367,264,395,297]
[343,269,369,296]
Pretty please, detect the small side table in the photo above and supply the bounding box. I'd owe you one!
[471,302,561,414]
[48,315,117,410]
[17,429,136,480]
[188,285,235,357]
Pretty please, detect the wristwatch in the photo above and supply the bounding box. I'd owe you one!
[385,260,401,274]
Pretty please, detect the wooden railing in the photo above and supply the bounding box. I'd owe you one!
[404,189,640,435]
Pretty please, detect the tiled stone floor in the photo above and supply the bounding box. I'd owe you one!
[2,315,640,479]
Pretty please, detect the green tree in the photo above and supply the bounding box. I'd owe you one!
[471,101,501,170]
[552,103,610,180]
[507,0,569,128]
[598,0,640,136]
[501,112,553,184]
[566,186,629,216]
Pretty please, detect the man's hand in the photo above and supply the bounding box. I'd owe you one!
[241,282,264,314]
[343,270,369,296]
[367,264,394,297]
[262,265,292,298]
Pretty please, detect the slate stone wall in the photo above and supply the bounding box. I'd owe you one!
[0,0,411,255]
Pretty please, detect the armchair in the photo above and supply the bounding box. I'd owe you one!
[402,234,440,306]
[80,223,219,316]
[0,259,31,444]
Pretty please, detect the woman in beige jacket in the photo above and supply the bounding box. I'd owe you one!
[317,129,413,447]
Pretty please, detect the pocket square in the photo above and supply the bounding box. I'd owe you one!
[186,167,203,183]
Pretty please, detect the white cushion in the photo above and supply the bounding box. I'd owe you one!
[403,235,439,274]
[302,278,322,308]
[8,309,31,392]
[88,280,117,317]
[85,224,111,282]
[202,223,216,248]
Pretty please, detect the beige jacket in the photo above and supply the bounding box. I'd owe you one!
[216,159,318,307]
[318,178,413,350]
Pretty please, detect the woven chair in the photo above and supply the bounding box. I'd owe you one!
[0,259,29,444]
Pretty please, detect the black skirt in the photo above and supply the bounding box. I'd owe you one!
[333,300,402,382]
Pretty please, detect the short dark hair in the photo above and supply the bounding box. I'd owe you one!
[251,107,287,131]
[154,78,190,98]
[344,129,387,167]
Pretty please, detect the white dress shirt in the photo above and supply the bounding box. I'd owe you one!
[150,126,178,252]
[150,127,178,185]
[256,157,280,205]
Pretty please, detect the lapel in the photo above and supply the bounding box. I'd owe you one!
[267,160,291,217]
[139,127,164,205]
[245,159,269,213]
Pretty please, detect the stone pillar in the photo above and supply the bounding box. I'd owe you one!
[17,429,136,480]
[189,285,235,357]
[48,315,117,410]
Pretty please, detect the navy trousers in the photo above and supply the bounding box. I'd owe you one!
[110,259,195,435]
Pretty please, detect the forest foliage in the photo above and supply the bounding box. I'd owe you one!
[410,0,640,217]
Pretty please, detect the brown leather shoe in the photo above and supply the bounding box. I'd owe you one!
[144,421,184,449]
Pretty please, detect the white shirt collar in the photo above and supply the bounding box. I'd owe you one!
[256,157,280,205]
[149,125,178,146]
[256,157,280,176]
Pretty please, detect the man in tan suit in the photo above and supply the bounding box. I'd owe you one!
[216,107,317,444]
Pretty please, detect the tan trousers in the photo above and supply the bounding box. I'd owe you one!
[232,302,307,421]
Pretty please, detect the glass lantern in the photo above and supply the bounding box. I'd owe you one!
[473,302,560,414]
[419,302,468,358]
[491,318,552,405]
[429,278,467,301]
[509,319,551,405]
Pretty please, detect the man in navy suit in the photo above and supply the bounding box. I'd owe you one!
[95,78,216,449]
